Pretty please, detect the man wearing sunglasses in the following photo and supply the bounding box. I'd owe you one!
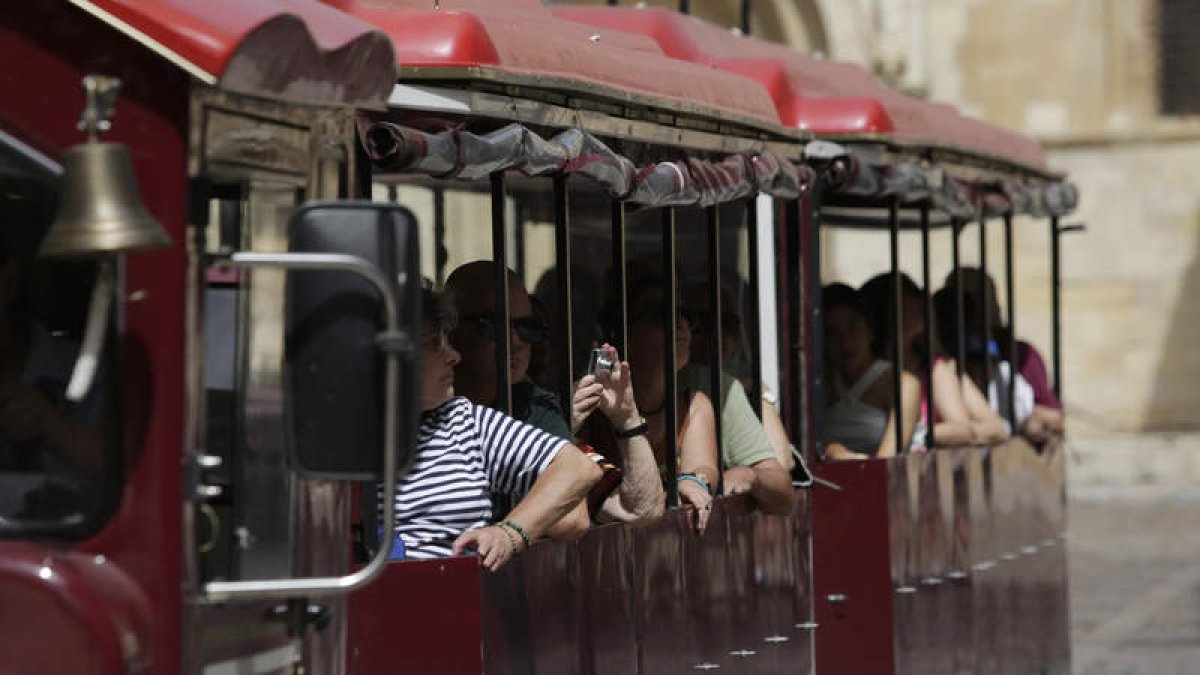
[445,261,568,442]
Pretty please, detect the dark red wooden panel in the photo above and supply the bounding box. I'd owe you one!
[347,557,483,675]
[812,460,897,675]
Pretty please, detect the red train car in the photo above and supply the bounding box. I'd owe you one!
[0,2,1075,674]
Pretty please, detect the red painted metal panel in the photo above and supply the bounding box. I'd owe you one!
[327,0,782,124]
[811,459,897,675]
[351,495,815,675]
[82,0,389,81]
[347,557,483,675]
[1,5,192,673]
[553,7,1048,171]
[0,546,154,675]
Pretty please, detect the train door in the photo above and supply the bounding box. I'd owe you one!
[184,88,360,675]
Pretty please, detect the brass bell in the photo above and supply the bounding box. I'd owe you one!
[39,75,170,258]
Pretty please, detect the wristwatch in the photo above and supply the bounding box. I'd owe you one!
[614,418,648,439]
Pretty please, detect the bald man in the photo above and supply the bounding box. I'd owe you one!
[445,261,664,534]
[444,261,570,440]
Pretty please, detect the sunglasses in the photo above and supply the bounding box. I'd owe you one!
[461,312,548,344]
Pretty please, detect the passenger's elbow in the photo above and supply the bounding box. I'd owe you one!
[760,485,796,516]
[560,506,593,540]
[638,499,666,520]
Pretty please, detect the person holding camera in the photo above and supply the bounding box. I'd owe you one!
[576,279,720,534]
[444,261,664,534]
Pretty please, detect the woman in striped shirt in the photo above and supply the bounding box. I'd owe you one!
[388,287,601,571]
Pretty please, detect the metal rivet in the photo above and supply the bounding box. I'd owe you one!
[693,663,720,671]
[764,635,789,643]
[826,593,847,603]
[729,650,757,657]
[128,289,147,302]
[93,555,106,565]
[795,622,819,630]
[895,586,917,594]
[589,34,601,43]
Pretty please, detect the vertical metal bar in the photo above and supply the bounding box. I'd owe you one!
[706,207,725,490]
[952,220,965,379]
[920,204,935,449]
[1050,216,1062,401]
[741,0,752,35]
[746,199,763,417]
[490,173,511,414]
[611,200,628,356]
[784,199,802,448]
[1004,212,1016,430]
[385,184,397,204]
[889,199,904,456]
[514,203,527,286]
[979,212,991,386]
[433,186,447,286]
[806,186,825,466]
[662,208,679,507]
[553,175,574,425]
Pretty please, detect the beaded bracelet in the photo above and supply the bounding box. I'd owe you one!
[496,523,521,555]
[499,519,532,550]
[676,472,712,495]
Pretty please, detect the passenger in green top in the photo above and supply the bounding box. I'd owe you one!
[682,284,795,516]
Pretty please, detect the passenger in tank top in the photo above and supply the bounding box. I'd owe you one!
[821,284,921,460]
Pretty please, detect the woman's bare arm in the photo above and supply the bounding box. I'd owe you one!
[928,359,975,447]
[960,374,1008,445]
[497,444,602,540]
[676,391,719,532]
[875,370,921,458]
[760,397,796,471]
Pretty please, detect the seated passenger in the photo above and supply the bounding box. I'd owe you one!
[577,278,719,532]
[445,261,659,532]
[821,283,920,460]
[859,272,1007,449]
[936,268,1063,443]
[445,261,567,440]
[386,285,601,571]
[681,283,795,515]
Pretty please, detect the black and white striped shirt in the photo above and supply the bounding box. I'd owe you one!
[386,397,567,559]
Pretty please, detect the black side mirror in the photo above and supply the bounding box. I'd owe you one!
[284,201,420,479]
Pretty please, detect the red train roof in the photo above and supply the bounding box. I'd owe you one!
[553,7,1047,172]
[74,0,396,104]
[321,0,783,127]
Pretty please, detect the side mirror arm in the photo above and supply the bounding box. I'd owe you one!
[202,251,408,602]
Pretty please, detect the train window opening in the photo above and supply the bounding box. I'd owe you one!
[0,133,120,537]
